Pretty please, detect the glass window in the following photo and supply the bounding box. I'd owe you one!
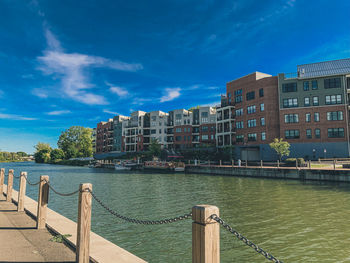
[236,121,244,129]
[246,91,255,101]
[304,97,310,106]
[236,135,244,142]
[283,98,298,108]
[284,114,299,123]
[260,103,264,111]
[313,96,319,106]
[259,88,264,97]
[325,95,342,105]
[314,112,319,122]
[315,129,321,138]
[328,128,344,138]
[235,108,243,116]
[327,111,343,121]
[306,129,312,139]
[285,130,300,139]
[248,133,257,141]
[260,117,265,126]
[175,128,182,132]
[282,83,297,92]
[261,132,266,141]
[312,80,318,90]
[247,119,257,128]
[324,78,341,89]
[247,105,256,114]
[303,81,309,91]
[201,135,209,140]
[306,113,311,122]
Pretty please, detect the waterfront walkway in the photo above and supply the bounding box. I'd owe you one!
[0,195,75,263]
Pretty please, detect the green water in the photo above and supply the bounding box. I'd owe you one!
[2,162,350,262]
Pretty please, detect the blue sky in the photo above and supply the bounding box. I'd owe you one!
[0,0,349,153]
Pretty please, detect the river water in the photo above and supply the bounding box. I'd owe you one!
[1,162,350,262]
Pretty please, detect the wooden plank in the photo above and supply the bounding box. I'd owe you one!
[36,175,49,229]
[76,183,92,263]
[0,168,4,196]
[17,172,27,212]
[192,205,220,263]
[6,169,14,202]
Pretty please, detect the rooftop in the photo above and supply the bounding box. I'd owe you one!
[297,58,350,78]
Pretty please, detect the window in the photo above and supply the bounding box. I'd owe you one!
[314,112,320,122]
[260,103,264,111]
[246,91,255,101]
[247,105,256,114]
[259,88,264,97]
[175,128,182,132]
[327,111,343,121]
[282,83,297,93]
[211,134,214,140]
[261,132,266,141]
[325,95,342,105]
[306,129,312,139]
[324,78,341,89]
[283,98,298,108]
[201,112,209,123]
[234,89,242,103]
[306,113,311,122]
[303,81,309,91]
[328,128,344,138]
[285,129,300,139]
[260,117,265,126]
[175,114,182,119]
[235,108,243,116]
[201,135,209,140]
[159,129,162,133]
[151,129,156,134]
[236,135,244,142]
[248,133,257,141]
[236,121,244,129]
[312,80,318,90]
[284,114,299,123]
[313,96,319,106]
[315,129,321,138]
[175,136,182,141]
[151,116,157,121]
[304,97,310,106]
[248,119,257,128]
[228,92,232,104]
[201,126,209,132]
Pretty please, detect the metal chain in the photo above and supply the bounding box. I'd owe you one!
[44,180,80,196]
[13,174,21,179]
[210,214,283,263]
[88,189,192,224]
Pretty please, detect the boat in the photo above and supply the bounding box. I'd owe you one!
[114,163,132,171]
[144,161,185,172]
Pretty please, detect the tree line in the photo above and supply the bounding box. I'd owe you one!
[0,151,28,162]
[34,126,93,164]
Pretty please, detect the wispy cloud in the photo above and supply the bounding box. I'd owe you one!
[106,82,129,97]
[103,109,119,115]
[0,113,37,121]
[160,87,181,102]
[46,110,71,116]
[31,88,49,98]
[36,29,143,105]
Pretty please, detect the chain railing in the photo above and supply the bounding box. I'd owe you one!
[210,214,283,263]
[88,189,192,224]
[0,168,284,263]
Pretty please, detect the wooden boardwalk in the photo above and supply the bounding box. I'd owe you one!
[0,195,76,263]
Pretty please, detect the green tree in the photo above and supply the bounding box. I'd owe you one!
[50,148,65,161]
[149,139,161,158]
[16,152,28,157]
[34,149,51,163]
[269,138,290,161]
[57,126,93,159]
[34,142,52,153]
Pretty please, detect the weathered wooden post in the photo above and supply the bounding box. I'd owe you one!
[76,183,92,263]
[17,172,27,212]
[295,159,298,169]
[333,160,336,170]
[219,160,222,166]
[0,168,4,196]
[231,159,234,167]
[37,175,49,229]
[6,169,14,202]
[277,160,280,168]
[192,205,220,263]
[245,159,248,168]
[260,160,263,168]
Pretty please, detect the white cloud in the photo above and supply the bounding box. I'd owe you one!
[46,110,71,116]
[106,83,129,97]
[0,113,37,121]
[36,29,143,105]
[103,109,119,115]
[160,88,181,102]
[32,88,49,98]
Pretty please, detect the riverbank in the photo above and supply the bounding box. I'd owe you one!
[186,165,350,182]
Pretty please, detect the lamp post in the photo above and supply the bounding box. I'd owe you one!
[312,149,316,160]
[324,149,327,159]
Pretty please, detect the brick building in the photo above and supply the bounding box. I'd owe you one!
[96,119,114,154]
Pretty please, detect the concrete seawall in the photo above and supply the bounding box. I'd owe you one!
[186,166,350,182]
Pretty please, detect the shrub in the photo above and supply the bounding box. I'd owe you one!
[284,158,305,167]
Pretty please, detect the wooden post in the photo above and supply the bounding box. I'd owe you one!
[260,160,263,168]
[17,172,27,212]
[76,183,92,263]
[6,169,14,202]
[192,205,220,263]
[231,159,234,167]
[208,160,211,166]
[245,159,248,168]
[333,160,336,170]
[277,160,280,168]
[296,160,298,169]
[219,160,222,166]
[0,168,4,196]
[36,175,49,229]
